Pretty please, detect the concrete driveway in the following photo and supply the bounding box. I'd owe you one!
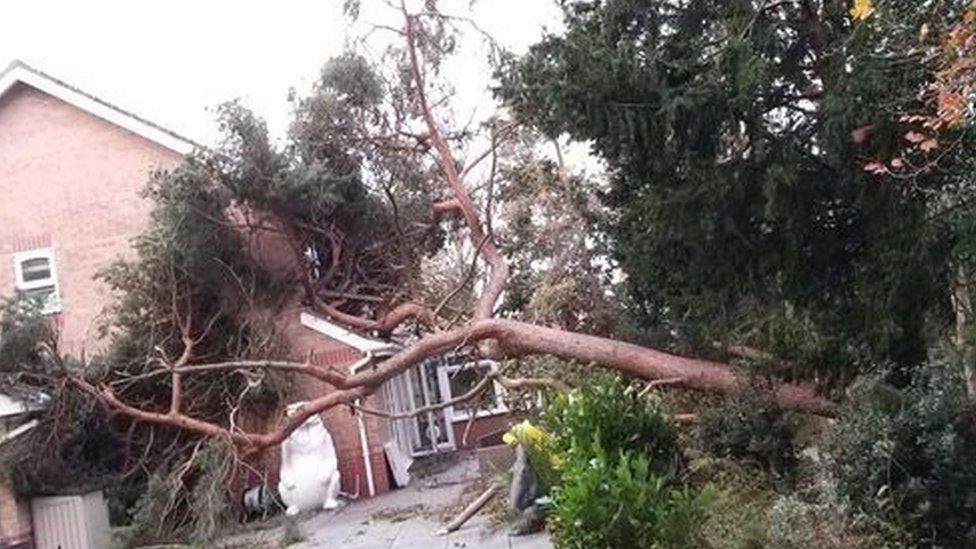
[220,453,551,549]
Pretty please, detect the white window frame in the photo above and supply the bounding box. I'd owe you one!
[438,359,508,422]
[12,248,61,314]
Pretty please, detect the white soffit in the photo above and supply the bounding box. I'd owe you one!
[300,311,399,357]
[0,392,46,418]
[0,60,196,155]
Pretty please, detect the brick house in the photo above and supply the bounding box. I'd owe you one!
[0,60,511,546]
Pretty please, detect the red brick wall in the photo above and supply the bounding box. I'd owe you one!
[265,307,393,497]
[0,83,182,355]
[0,477,32,547]
[451,414,512,450]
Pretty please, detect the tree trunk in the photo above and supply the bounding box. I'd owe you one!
[952,262,976,398]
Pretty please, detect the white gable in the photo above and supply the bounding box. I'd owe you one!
[0,60,196,155]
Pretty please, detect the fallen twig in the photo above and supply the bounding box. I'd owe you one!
[437,483,500,535]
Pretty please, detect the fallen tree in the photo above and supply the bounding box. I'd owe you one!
[2,5,833,472]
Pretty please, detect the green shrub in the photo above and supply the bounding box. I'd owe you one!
[831,360,976,547]
[541,376,677,469]
[766,474,878,549]
[549,448,713,549]
[688,456,776,549]
[697,389,798,483]
[540,377,712,547]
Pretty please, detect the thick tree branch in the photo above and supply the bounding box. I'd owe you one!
[75,316,834,455]
[405,13,510,321]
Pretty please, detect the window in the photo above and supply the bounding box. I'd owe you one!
[12,249,60,314]
[439,359,507,422]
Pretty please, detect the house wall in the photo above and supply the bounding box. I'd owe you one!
[0,477,32,548]
[0,81,186,548]
[0,82,182,355]
[450,414,511,451]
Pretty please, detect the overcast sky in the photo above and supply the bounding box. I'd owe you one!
[0,0,564,146]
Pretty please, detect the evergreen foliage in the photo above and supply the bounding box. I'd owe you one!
[499,0,976,385]
[831,359,976,547]
[698,389,798,483]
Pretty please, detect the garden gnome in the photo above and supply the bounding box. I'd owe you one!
[278,401,342,516]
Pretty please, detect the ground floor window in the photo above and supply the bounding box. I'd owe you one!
[438,359,506,421]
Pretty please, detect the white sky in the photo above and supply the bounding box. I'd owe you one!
[0,0,565,146]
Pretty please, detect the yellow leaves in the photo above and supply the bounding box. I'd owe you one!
[936,91,968,128]
[503,420,549,447]
[919,23,930,43]
[503,420,561,468]
[850,0,875,21]
[965,7,976,25]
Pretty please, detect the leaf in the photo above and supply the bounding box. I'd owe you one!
[904,131,928,144]
[851,124,875,143]
[863,161,887,174]
[899,114,929,123]
[850,0,875,21]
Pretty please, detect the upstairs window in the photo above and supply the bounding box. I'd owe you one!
[12,249,60,314]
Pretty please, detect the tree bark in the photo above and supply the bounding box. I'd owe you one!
[952,262,976,398]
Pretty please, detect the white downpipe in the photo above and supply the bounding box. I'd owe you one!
[355,399,376,497]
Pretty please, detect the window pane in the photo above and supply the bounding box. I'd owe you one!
[20,258,51,282]
[449,366,496,413]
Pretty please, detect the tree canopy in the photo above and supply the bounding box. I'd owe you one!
[499,0,976,387]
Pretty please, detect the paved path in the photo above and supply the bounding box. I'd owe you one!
[220,454,551,549]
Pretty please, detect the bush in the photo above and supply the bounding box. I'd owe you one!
[697,389,798,483]
[540,377,713,547]
[112,439,236,548]
[687,456,775,549]
[766,494,877,549]
[540,376,677,469]
[549,448,713,549]
[831,360,976,547]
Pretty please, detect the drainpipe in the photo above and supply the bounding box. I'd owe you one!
[355,399,376,497]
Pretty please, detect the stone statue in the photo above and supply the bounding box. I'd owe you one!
[278,402,342,516]
[508,443,544,535]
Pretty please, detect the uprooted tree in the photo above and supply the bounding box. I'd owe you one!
[3,0,974,542]
[1,1,840,469]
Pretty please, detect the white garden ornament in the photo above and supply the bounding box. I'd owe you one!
[278,401,342,516]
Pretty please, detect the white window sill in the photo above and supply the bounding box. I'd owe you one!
[450,407,508,423]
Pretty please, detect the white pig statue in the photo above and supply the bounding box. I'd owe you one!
[278,401,342,516]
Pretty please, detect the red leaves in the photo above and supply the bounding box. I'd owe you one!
[862,161,887,174]
[904,130,927,144]
[851,124,875,143]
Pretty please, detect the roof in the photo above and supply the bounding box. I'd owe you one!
[0,392,46,418]
[0,60,198,155]
[300,311,400,373]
